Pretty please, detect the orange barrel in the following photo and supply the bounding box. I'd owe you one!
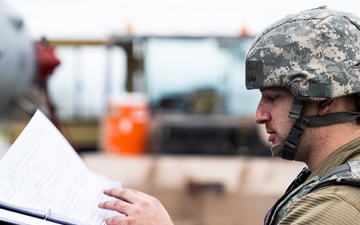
[103,93,149,155]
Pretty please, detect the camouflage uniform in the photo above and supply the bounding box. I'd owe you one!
[265,137,360,224]
[245,7,360,224]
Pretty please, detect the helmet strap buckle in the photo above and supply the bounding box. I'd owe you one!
[282,115,309,160]
[282,99,309,160]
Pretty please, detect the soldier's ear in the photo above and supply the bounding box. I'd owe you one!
[318,99,336,115]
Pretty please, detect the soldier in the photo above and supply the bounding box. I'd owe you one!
[98,7,360,225]
[246,7,360,224]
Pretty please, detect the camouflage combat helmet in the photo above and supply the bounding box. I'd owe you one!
[245,7,360,160]
[246,7,360,100]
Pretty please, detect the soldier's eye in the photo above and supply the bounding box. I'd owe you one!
[267,96,277,102]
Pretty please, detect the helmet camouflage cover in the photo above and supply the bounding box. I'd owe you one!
[246,7,360,101]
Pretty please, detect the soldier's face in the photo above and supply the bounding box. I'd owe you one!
[254,88,296,155]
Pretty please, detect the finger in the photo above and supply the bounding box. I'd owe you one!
[129,189,151,199]
[104,215,132,225]
[98,199,131,215]
[103,188,141,204]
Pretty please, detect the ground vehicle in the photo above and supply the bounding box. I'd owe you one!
[45,34,270,155]
[106,34,270,155]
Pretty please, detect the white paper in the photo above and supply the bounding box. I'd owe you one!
[0,110,122,225]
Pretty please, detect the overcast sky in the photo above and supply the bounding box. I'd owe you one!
[5,0,360,40]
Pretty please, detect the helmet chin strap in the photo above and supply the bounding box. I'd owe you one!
[271,98,309,160]
[271,97,360,160]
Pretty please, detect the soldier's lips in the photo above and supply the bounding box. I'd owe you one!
[265,124,275,143]
[267,131,276,143]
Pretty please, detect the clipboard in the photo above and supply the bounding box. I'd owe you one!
[0,208,60,225]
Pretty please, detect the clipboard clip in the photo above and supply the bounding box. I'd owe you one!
[44,208,51,220]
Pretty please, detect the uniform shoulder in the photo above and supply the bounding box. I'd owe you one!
[282,187,360,224]
[313,184,360,204]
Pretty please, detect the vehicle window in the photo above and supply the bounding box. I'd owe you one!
[144,37,260,116]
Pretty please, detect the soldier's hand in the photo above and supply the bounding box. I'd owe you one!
[98,188,173,225]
